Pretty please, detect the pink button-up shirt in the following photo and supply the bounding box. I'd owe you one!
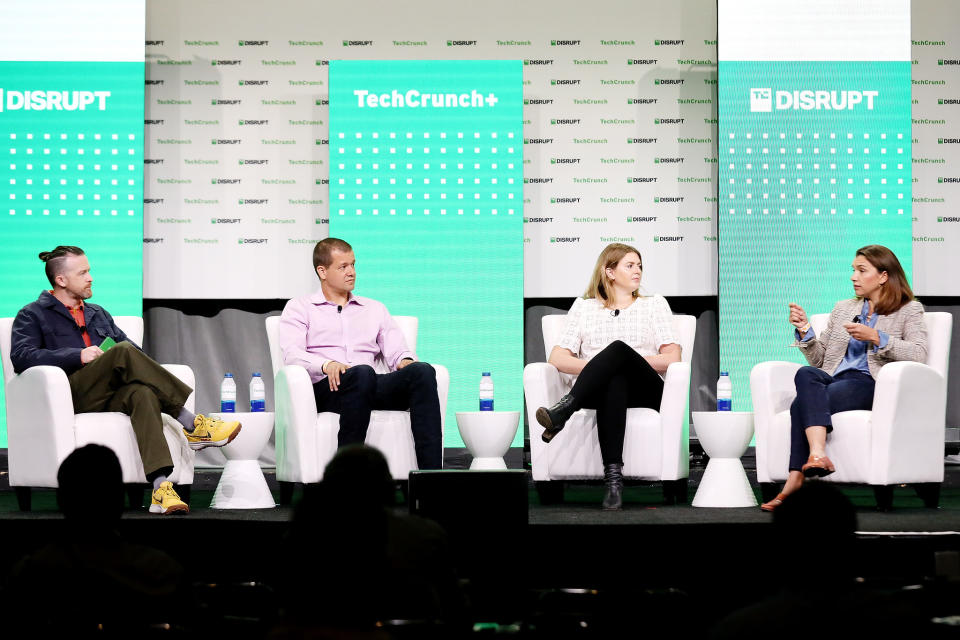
[278,288,416,383]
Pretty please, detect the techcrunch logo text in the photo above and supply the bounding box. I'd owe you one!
[0,89,110,112]
[750,88,878,112]
[354,89,499,108]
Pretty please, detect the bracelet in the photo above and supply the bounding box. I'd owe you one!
[797,323,810,334]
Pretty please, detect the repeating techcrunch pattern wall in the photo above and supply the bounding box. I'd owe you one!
[143,0,959,299]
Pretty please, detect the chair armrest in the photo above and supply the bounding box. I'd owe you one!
[750,361,801,483]
[161,364,196,413]
[274,364,320,483]
[869,361,946,484]
[523,362,565,481]
[431,363,450,451]
[659,361,691,480]
[5,366,77,487]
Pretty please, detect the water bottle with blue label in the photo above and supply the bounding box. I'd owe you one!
[479,372,494,411]
[220,373,237,413]
[249,372,266,412]
[717,371,732,411]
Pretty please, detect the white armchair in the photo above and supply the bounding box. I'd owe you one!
[523,314,696,503]
[751,311,953,510]
[265,315,449,503]
[0,316,196,510]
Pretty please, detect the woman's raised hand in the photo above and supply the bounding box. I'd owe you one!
[788,302,808,329]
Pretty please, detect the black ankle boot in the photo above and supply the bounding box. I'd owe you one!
[602,463,624,510]
[536,394,577,443]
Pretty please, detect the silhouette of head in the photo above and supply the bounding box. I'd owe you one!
[774,481,858,582]
[57,444,124,526]
[322,444,395,508]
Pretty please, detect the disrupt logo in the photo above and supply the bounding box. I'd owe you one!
[212,59,241,66]
[550,236,580,242]
[628,137,657,144]
[653,235,684,242]
[551,79,581,85]
[211,178,241,184]
[145,119,164,125]
[628,177,658,183]
[655,117,684,124]
[551,157,581,164]
[629,59,657,65]
[524,98,553,105]
[524,177,554,184]
[144,198,164,204]
[145,80,164,86]
[239,159,268,165]
[211,218,241,224]
[145,40,164,46]
[342,40,373,46]
[655,196,684,203]
[628,98,658,104]
[523,217,554,222]
[212,99,241,105]
[750,87,878,112]
[0,89,110,112]
[143,237,164,243]
[239,198,268,205]
[144,159,164,165]
[238,238,269,244]
[239,80,269,86]
[525,137,553,144]
[551,40,581,46]
[447,40,477,46]
[938,216,960,222]
[354,89,498,108]
[655,79,684,85]
[655,157,684,164]
[550,197,581,204]
[239,40,268,46]
[524,59,554,65]
[626,216,657,222]
[212,139,242,145]
[551,118,580,125]
[240,119,268,125]
[654,39,684,45]
[939,177,960,183]
[940,98,960,105]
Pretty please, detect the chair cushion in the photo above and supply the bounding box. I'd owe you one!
[769,410,872,483]
[545,408,663,480]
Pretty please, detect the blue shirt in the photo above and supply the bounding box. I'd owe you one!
[797,299,889,376]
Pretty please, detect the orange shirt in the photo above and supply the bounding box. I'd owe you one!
[53,291,91,347]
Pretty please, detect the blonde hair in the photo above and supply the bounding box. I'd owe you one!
[584,243,643,305]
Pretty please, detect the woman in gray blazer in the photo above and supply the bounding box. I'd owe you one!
[761,245,927,511]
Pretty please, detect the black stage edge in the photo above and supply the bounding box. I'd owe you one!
[1,450,960,630]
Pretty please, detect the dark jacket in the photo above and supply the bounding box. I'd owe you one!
[10,291,135,375]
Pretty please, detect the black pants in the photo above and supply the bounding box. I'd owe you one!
[313,362,443,470]
[569,340,664,466]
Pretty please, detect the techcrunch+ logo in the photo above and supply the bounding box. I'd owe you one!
[0,89,110,111]
[750,88,878,112]
[354,89,498,108]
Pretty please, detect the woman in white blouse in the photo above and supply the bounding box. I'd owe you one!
[536,243,682,510]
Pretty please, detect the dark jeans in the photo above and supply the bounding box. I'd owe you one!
[313,362,443,470]
[789,366,876,471]
[569,340,664,466]
[67,341,193,479]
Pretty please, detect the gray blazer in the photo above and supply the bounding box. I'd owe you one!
[796,298,927,379]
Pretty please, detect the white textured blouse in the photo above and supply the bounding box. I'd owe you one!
[556,294,678,362]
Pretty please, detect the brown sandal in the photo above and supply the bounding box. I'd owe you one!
[760,493,787,512]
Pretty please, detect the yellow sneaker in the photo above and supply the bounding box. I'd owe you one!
[150,481,189,515]
[185,414,242,451]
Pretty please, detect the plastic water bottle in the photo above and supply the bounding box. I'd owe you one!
[249,372,266,412]
[717,371,732,411]
[220,373,237,413]
[479,372,494,411]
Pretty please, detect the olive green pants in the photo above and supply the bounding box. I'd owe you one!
[67,342,192,478]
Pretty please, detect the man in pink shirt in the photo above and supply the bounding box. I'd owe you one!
[278,238,442,469]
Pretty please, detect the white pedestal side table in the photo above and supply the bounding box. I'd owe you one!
[691,411,757,508]
[456,411,520,470]
[209,412,276,509]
